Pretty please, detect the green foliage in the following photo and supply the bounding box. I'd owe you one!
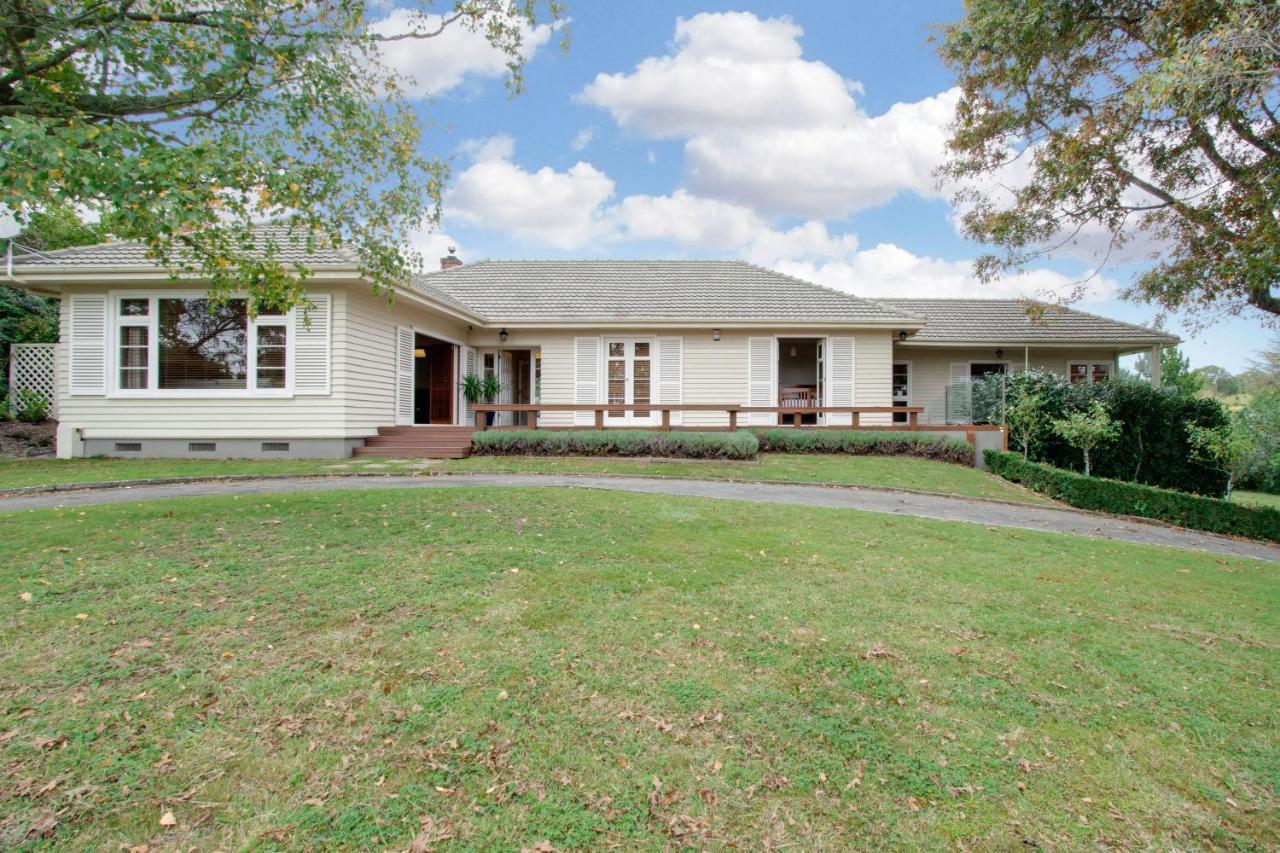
[1193,365,1241,397]
[13,390,49,424]
[1187,415,1259,498]
[1,0,565,312]
[751,429,973,465]
[481,373,502,403]
[1052,401,1121,476]
[1133,347,1203,395]
[940,1,1280,320]
[12,201,108,251]
[471,430,760,460]
[460,374,485,405]
[1238,389,1280,493]
[985,450,1280,543]
[978,371,1232,496]
[1240,337,1280,395]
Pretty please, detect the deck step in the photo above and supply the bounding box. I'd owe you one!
[356,425,476,459]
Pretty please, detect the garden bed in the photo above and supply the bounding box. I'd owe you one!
[986,449,1280,542]
[0,420,56,459]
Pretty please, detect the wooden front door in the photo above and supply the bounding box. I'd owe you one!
[427,344,454,424]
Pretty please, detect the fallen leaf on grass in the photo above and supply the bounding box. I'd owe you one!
[158,811,176,827]
[18,592,32,602]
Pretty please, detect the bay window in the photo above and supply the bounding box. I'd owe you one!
[113,295,291,395]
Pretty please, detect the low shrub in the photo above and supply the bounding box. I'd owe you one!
[471,429,759,460]
[985,450,1280,542]
[14,389,50,424]
[753,429,974,465]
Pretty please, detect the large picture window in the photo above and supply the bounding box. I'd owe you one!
[114,295,290,395]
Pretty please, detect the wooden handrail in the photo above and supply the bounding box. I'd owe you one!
[471,403,925,431]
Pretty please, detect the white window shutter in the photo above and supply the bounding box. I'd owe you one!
[574,337,601,425]
[293,294,331,395]
[825,336,855,426]
[394,327,414,425]
[657,336,683,425]
[69,294,107,395]
[746,337,776,425]
[947,362,972,424]
[460,346,477,425]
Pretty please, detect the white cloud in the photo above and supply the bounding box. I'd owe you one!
[579,11,957,218]
[570,128,595,151]
[773,243,1119,303]
[445,138,615,249]
[369,9,554,98]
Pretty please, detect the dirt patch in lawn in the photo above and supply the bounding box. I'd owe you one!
[0,420,56,458]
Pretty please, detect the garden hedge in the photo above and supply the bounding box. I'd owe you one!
[985,450,1280,542]
[753,429,974,465]
[471,429,759,460]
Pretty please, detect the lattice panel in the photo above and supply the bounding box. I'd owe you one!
[9,343,56,418]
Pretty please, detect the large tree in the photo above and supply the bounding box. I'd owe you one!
[1,0,563,312]
[940,0,1280,324]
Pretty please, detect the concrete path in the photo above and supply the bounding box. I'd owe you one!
[0,473,1275,562]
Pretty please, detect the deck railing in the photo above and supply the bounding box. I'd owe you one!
[471,403,926,431]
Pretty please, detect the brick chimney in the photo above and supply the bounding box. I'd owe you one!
[440,246,462,270]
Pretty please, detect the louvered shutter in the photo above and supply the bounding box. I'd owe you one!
[826,337,855,426]
[292,294,331,395]
[746,337,775,425]
[657,337,683,426]
[394,327,414,425]
[460,346,477,425]
[947,362,972,424]
[574,337,601,425]
[69,294,107,395]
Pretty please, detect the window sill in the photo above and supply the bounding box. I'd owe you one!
[106,391,296,400]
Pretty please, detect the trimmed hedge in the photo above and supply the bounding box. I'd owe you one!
[753,429,974,466]
[985,450,1280,543]
[471,429,759,460]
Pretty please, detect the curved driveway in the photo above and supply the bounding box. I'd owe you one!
[1,473,1276,562]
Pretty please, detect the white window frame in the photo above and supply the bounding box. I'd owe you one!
[891,360,912,423]
[603,336,658,426]
[107,290,295,398]
[1068,361,1114,385]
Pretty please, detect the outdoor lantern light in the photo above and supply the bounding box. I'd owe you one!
[499,328,509,343]
[789,345,797,357]
[413,348,426,358]
[712,329,721,341]
[995,348,1004,359]
[898,331,908,342]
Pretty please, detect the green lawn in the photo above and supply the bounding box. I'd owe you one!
[0,487,1275,848]
[0,453,1051,505]
[1234,490,1280,509]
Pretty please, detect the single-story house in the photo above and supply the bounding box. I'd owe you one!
[7,226,1178,460]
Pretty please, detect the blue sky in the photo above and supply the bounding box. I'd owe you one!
[384,0,1270,372]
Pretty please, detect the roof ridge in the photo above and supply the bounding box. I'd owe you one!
[737,261,924,322]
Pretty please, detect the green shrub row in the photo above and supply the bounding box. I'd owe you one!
[985,450,1280,542]
[753,429,974,465]
[471,430,759,460]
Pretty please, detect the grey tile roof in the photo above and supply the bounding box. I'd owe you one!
[879,299,1179,345]
[11,224,359,267]
[413,260,920,324]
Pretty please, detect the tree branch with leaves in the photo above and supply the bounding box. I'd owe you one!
[1,0,566,313]
[939,0,1280,325]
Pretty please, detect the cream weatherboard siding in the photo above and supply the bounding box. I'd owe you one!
[52,282,471,457]
[854,331,894,425]
[337,286,471,433]
[898,345,1121,425]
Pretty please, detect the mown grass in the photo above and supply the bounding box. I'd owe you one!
[0,454,1051,505]
[1235,490,1280,509]
[0,487,1275,849]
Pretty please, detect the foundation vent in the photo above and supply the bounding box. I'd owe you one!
[188,442,216,452]
[261,442,290,453]
[114,442,142,452]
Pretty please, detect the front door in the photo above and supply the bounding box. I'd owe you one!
[604,338,656,425]
[427,344,453,424]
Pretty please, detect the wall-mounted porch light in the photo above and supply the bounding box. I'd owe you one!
[712,329,721,341]
[498,328,509,343]
[898,331,908,342]
[413,348,426,358]
[995,348,1004,359]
